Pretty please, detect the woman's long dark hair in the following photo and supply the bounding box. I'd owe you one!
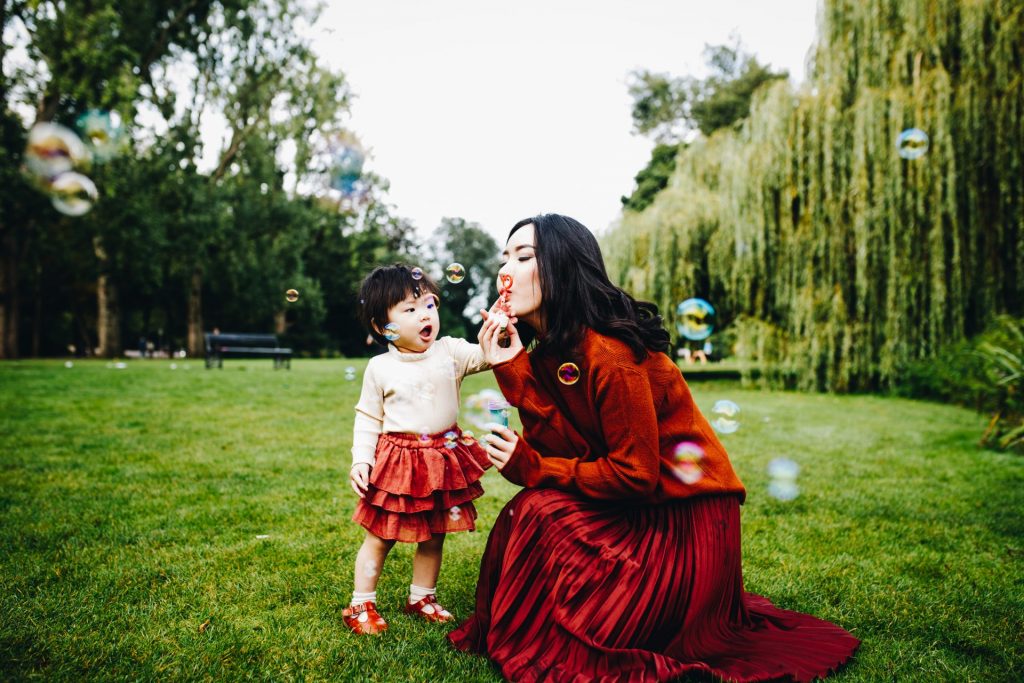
[510,213,670,362]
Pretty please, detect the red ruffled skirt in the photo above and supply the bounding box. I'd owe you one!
[352,426,490,543]
[449,489,860,682]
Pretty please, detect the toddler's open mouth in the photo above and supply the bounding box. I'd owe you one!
[419,325,433,341]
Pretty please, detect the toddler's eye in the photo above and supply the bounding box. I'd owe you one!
[427,302,435,309]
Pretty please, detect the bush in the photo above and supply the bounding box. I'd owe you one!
[897,316,1024,453]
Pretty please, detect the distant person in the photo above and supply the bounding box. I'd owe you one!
[343,264,494,635]
[451,214,859,681]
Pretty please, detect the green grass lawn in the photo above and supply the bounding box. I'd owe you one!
[1,358,1022,682]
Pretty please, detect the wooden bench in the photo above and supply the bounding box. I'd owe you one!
[204,333,293,369]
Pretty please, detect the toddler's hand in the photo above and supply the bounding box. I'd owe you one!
[350,463,371,498]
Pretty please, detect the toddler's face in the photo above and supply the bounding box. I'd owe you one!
[381,291,440,353]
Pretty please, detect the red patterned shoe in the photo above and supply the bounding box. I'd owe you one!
[342,601,388,635]
[403,594,454,623]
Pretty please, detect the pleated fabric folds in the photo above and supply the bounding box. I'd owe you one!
[352,427,490,543]
[449,489,859,682]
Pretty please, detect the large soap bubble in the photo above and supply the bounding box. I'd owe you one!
[676,298,716,341]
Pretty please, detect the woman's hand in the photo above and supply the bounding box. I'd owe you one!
[481,423,519,470]
[350,463,371,498]
[478,303,523,365]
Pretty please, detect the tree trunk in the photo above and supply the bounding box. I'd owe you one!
[0,229,19,359]
[96,272,122,358]
[274,309,287,335]
[31,262,42,357]
[187,266,204,357]
[94,236,122,358]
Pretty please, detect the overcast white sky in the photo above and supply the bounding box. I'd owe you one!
[309,0,819,242]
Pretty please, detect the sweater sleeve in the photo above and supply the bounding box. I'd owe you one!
[351,361,384,467]
[444,336,490,377]
[496,359,662,499]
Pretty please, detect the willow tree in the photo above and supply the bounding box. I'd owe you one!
[605,0,1023,392]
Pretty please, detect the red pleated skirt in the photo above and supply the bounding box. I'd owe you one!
[352,426,490,543]
[449,489,860,682]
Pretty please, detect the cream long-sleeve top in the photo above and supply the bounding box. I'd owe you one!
[351,336,490,467]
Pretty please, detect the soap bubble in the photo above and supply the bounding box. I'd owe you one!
[768,481,799,501]
[449,505,462,521]
[344,366,357,381]
[487,398,511,427]
[170,363,177,370]
[711,399,740,434]
[767,457,800,501]
[557,362,580,385]
[676,298,716,341]
[897,128,929,160]
[671,441,705,484]
[64,361,74,369]
[75,109,123,162]
[328,139,365,196]
[411,267,423,280]
[383,322,400,342]
[50,172,98,216]
[24,122,90,180]
[363,560,378,577]
[418,428,431,443]
[285,288,299,303]
[459,430,476,446]
[445,263,466,284]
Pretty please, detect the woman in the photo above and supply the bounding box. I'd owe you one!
[448,214,859,682]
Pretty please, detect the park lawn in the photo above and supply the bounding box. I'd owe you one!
[0,358,1021,682]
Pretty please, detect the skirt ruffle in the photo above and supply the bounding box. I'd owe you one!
[353,426,490,543]
[448,489,860,682]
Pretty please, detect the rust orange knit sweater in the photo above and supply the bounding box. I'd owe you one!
[493,328,746,503]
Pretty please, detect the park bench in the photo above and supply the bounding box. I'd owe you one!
[204,333,293,369]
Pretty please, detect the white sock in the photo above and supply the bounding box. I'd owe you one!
[409,584,435,604]
[351,590,376,607]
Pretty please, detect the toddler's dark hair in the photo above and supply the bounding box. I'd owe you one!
[358,264,441,346]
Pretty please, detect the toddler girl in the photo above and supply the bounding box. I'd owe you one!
[344,263,492,635]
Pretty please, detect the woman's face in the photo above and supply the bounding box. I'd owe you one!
[498,223,543,329]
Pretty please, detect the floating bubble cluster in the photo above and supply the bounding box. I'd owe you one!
[671,441,705,484]
[897,128,929,160]
[23,122,102,216]
[711,399,740,434]
[676,298,716,341]
[767,458,800,501]
[445,263,465,284]
[464,389,504,430]
[557,362,580,385]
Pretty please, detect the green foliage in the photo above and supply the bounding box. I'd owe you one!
[620,142,682,213]
[607,0,1024,393]
[899,316,1024,453]
[689,42,790,136]
[1,362,1023,680]
[426,217,500,341]
[627,38,788,144]
[1,0,420,358]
